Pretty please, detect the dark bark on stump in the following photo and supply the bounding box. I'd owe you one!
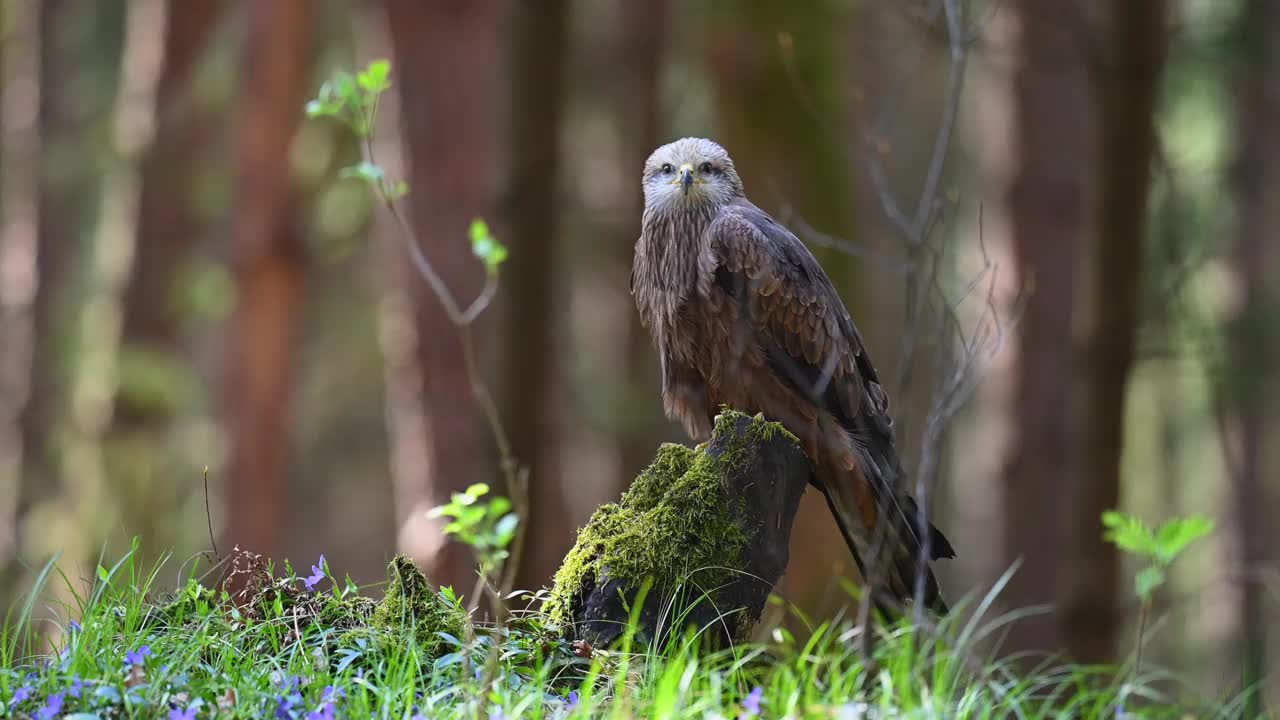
[549,413,811,649]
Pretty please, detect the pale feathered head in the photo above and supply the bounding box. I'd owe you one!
[642,137,745,213]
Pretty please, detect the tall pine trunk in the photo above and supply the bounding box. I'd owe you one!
[386,0,500,591]
[109,0,224,555]
[1066,0,1168,664]
[998,0,1090,655]
[503,0,572,590]
[0,0,42,567]
[1226,0,1280,711]
[117,0,223,426]
[222,0,312,560]
[613,0,669,493]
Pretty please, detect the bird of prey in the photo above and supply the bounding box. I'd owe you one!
[631,137,955,613]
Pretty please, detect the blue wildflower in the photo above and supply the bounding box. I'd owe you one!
[69,675,83,698]
[305,703,335,720]
[69,619,82,633]
[170,706,198,720]
[125,645,152,666]
[272,675,305,719]
[303,685,342,720]
[303,555,326,591]
[9,686,31,707]
[36,692,64,720]
[739,686,763,719]
[275,690,302,719]
[567,690,580,710]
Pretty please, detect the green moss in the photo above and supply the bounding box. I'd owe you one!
[544,411,791,631]
[318,593,377,629]
[368,555,469,658]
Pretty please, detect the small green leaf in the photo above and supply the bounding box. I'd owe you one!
[97,565,109,582]
[340,162,386,185]
[1135,565,1165,600]
[433,651,464,670]
[357,59,392,94]
[333,71,358,103]
[464,482,490,498]
[487,496,513,517]
[1153,515,1214,563]
[435,631,463,647]
[494,513,519,547]
[1102,510,1156,557]
[305,99,333,118]
[384,179,409,200]
[469,218,508,274]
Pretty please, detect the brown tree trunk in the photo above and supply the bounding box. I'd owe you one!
[1226,0,1280,711]
[0,0,42,566]
[998,0,1091,656]
[116,0,223,427]
[613,0,669,490]
[386,0,500,591]
[504,0,571,590]
[222,0,312,560]
[1065,0,1167,664]
[18,0,85,517]
[105,0,224,556]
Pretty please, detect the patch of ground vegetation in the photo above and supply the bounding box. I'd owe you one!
[0,487,1242,719]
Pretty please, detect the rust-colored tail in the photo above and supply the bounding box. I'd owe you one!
[816,452,955,616]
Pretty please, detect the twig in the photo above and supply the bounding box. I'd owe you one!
[203,466,219,561]
[361,131,528,617]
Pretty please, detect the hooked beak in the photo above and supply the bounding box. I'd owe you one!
[679,163,694,195]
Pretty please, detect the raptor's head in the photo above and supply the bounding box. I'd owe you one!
[642,137,745,213]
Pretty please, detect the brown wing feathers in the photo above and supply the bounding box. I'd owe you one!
[708,200,954,613]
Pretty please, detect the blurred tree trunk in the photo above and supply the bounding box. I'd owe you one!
[1066,0,1167,664]
[223,0,312,560]
[18,0,102,522]
[998,0,1090,656]
[386,0,500,590]
[706,0,861,614]
[1226,0,1280,711]
[13,0,127,575]
[613,0,668,491]
[116,0,223,426]
[0,0,41,566]
[108,0,223,554]
[504,0,571,590]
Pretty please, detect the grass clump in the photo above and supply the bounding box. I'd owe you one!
[369,555,469,658]
[0,546,1247,718]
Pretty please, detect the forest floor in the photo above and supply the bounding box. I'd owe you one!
[0,545,1241,719]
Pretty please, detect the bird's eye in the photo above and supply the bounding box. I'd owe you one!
[699,162,714,174]
[660,163,674,175]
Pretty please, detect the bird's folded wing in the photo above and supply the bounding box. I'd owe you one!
[702,200,894,444]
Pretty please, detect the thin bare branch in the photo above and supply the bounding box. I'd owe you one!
[361,130,528,616]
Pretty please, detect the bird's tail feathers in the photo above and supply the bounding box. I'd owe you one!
[818,455,954,616]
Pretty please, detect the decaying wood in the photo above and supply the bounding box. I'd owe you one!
[550,413,811,648]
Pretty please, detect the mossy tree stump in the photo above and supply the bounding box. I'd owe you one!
[545,411,811,647]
